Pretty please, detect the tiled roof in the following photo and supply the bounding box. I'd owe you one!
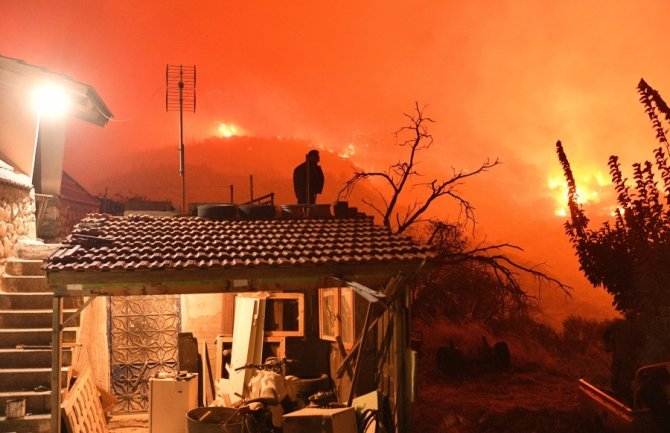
[45,213,434,274]
[0,159,32,190]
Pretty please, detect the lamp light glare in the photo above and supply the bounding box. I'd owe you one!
[32,83,70,117]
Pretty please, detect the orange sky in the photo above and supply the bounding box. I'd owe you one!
[3,0,670,325]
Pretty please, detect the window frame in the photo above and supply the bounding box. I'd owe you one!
[318,287,355,349]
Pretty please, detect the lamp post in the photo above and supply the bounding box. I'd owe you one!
[30,82,70,188]
[31,82,69,433]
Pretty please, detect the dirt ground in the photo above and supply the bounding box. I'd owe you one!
[411,319,610,433]
[107,414,148,433]
[412,367,593,433]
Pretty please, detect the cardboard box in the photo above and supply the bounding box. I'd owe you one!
[282,407,357,433]
[5,398,25,419]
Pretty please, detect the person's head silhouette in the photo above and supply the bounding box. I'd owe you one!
[307,149,320,164]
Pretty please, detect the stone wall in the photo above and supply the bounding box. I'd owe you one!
[0,180,36,273]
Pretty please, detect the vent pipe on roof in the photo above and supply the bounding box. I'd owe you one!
[249,174,254,202]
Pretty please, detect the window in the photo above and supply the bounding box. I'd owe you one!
[264,293,304,337]
[220,292,304,337]
[318,287,355,348]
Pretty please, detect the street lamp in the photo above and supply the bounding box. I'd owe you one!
[31,82,70,116]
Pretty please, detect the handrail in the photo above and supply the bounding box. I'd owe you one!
[241,192,274,206]
[34,193,53,233]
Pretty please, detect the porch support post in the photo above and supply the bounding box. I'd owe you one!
[394,287,410,432]
[51,296,63,433]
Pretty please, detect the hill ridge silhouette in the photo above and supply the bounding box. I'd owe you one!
[90,135,362,208]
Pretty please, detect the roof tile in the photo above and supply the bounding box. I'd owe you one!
[45,213,435,273]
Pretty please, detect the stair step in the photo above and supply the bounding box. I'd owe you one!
[1,274,48,292]
[0,413,51,433]
[0,348,73,368]
[0,389,55,415]
[0,308,78,328]
[0,292,82,309]
[0,328,77,349]
[0,367,68,391]
[4,258,45,277]
[14,240,61,260]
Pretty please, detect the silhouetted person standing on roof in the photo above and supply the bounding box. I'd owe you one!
[293,150,324,204]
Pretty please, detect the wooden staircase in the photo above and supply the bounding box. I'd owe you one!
[0,241,79,433]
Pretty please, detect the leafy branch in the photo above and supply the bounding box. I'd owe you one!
[557,79,670,340]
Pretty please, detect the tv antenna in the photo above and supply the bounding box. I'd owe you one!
[166,64,196,214]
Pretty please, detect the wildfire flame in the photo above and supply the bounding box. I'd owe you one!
[217,122,244,138]
[338,143,357,159]
[547,171,611,217]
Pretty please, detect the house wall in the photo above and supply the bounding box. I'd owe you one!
[34,116,66,196]
[0,77,67,195]
[181,293,225,371]
[0,72,37,178]
[74,297,110,391]
[0,180,36,275]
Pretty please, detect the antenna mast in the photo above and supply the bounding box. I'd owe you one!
[166,64,196,214]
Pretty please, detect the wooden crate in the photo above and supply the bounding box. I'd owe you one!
[283,407,357,433]
[61,368,109,433]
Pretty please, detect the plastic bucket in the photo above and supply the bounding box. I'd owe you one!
[186,407,245,433]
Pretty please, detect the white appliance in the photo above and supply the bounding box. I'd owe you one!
[149,374,198,433]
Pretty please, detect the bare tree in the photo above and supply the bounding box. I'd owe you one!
[339,102,499,234]
[427,220,567,298]
[341,104,570,305]
[415,220,570,319]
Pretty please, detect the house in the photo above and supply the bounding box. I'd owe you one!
[44,205,435,432]
[0,54,111,241]
[0,55,110,432]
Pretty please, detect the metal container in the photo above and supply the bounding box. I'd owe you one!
[186,407,245,433]
[238,204,276,220]
[198,204,238,220]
